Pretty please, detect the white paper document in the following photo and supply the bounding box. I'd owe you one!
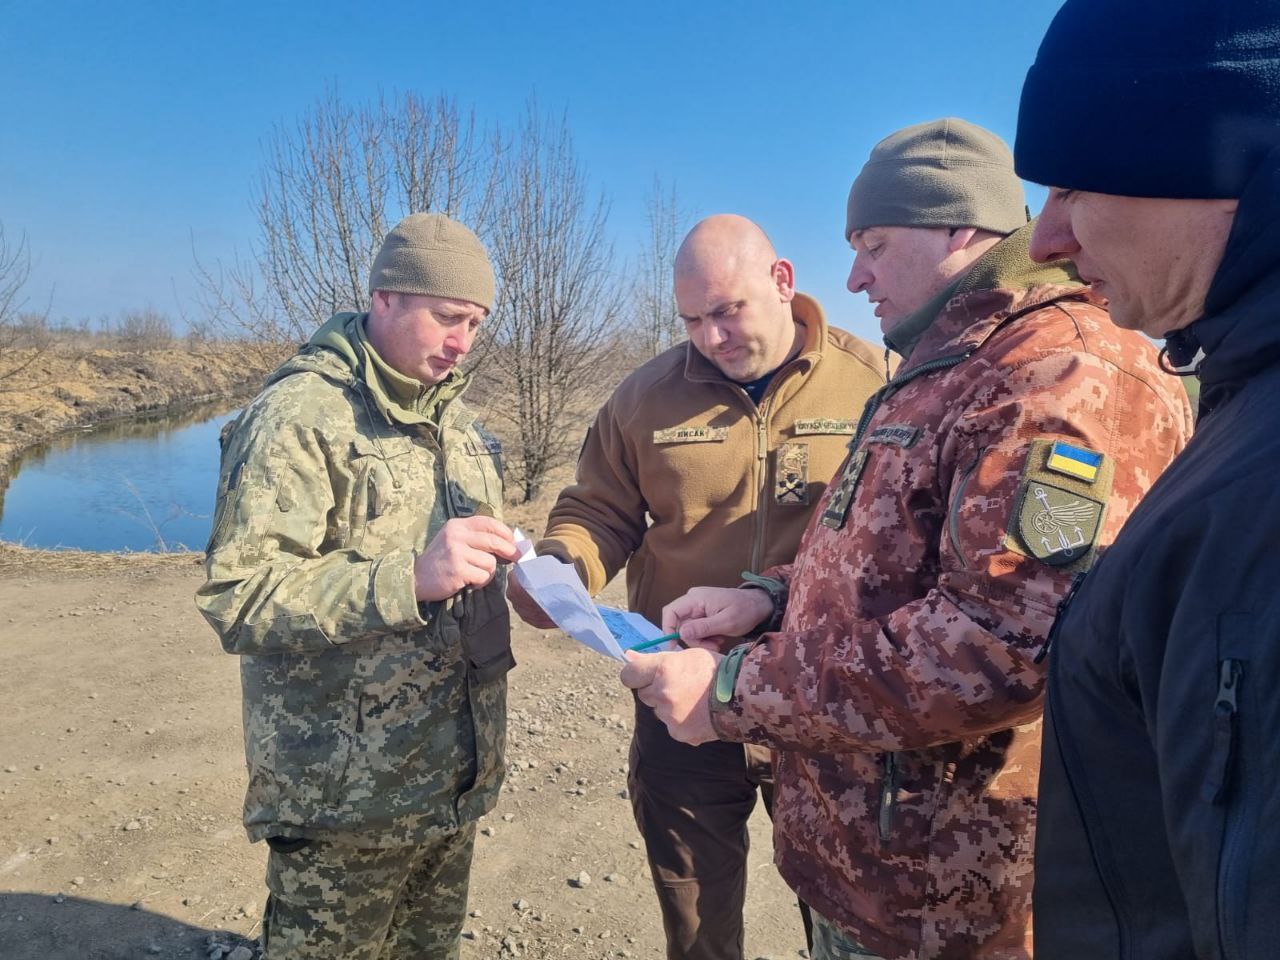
[511,530,675,661]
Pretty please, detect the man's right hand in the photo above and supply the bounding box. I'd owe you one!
[414,516,522,603]
[662,586,774,647]
[505,572,557,629]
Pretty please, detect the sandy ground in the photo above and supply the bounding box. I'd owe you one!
[0,549,809,960]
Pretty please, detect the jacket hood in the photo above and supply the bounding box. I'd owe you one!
[1171,144,1280,416]
[263,312,362,390]
[885,220,1080,358]
[264,312,468,428]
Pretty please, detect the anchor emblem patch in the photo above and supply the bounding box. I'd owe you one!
[1016,480,1104,566]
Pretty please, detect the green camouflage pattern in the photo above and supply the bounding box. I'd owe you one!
[197,313,510,848]
[261,826,476,959]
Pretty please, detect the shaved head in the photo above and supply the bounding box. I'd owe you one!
[675,214,779,286]
[672,214,802,383]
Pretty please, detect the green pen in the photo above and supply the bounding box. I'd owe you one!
[627,632,683,652]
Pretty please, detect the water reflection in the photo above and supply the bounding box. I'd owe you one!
[0,398,243,552]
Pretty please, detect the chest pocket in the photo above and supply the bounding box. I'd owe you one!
[448,427,504,515]
[347,434,425,549]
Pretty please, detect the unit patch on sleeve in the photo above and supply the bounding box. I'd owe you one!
[1045,440,1103,482]
[1008,438,1113,569]
[652,426,730,444]
[774,442,809,505]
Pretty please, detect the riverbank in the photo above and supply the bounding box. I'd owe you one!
[0,339,267,490]
[0,342,805,959]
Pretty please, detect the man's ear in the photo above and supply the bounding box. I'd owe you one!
[946,227,979,254]
[771,258,797,302]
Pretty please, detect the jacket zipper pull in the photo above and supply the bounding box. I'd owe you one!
[1035,571,1087,664]
[1202,658,1242,804]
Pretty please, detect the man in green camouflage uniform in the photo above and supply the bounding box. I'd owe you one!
[197,213,521,959]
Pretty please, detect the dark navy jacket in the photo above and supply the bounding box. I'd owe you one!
[1034,153,1280,959]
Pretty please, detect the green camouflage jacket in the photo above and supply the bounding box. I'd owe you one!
[196,312,511,847]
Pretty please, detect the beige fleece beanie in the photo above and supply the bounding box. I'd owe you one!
[845,118,1029,240]
[368,213,495,311]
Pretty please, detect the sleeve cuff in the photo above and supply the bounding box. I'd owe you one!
[739,571,787,632]
[372,548,430,631]
[708,643,773,744]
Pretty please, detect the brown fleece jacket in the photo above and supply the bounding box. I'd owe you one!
[536,293,886,632]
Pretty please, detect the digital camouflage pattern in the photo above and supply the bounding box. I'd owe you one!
[538,293,886,629]
[197,312,511,851]
[261,825,475,959]
[811,911,884,960]
[710,226,1196,960]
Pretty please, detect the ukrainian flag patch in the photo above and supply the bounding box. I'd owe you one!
[1046,441,1104,483]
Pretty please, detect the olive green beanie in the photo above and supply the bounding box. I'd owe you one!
[845,118,1029,240]
[368,213,496,311]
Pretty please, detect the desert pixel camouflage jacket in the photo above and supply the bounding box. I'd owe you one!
[709,227,1195,959]
[197,313,511,848]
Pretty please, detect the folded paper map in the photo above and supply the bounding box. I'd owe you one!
[511,530,676,661]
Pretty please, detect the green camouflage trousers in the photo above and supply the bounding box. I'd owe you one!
[810,912,884,960]
[261,823,476,959]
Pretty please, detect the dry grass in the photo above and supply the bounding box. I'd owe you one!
[0,541,203,577]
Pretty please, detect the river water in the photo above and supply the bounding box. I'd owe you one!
[0,400,242,552]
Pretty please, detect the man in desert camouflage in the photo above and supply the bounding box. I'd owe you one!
[508,214,886,959]
[622,119,1194,959]
[197,213,521,959]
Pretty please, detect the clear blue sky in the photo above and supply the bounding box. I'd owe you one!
[0,0,1058,345]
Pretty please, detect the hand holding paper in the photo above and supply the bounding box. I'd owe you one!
[509,530,678,661]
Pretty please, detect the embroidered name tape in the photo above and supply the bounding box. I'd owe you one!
[866,424,921,448]
[793,418,856,436]
[652,426,730,444]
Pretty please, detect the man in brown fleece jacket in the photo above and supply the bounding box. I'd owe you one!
[507,214,885,960]
[625,120,1193,959]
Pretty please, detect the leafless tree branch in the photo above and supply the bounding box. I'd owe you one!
[483,104,622,501]
[0,223,52,387]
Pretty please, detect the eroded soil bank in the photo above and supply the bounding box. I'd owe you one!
[0,342,266,489]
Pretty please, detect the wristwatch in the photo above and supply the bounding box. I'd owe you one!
[739,571,787,632]
[710,642,754,714]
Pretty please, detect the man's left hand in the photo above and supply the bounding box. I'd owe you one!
[619,648,722,745]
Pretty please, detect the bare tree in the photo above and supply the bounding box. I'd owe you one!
[0,223,50,388]
[195,89,497,361]
[194,92,619,501]
[631,177,688,360]
[113,307,175,350]
[483,106,620,502]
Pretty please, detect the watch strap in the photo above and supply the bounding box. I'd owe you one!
[710,642,753,713]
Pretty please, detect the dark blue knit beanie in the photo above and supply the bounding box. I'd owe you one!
[1015,0,1280,199]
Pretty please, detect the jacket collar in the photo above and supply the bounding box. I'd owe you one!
[897,222,1089,375]
[1176,145,1280,417]
[683,291,829,386]
[268,312,469,432]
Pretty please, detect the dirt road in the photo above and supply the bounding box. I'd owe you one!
[0,550,808,960]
